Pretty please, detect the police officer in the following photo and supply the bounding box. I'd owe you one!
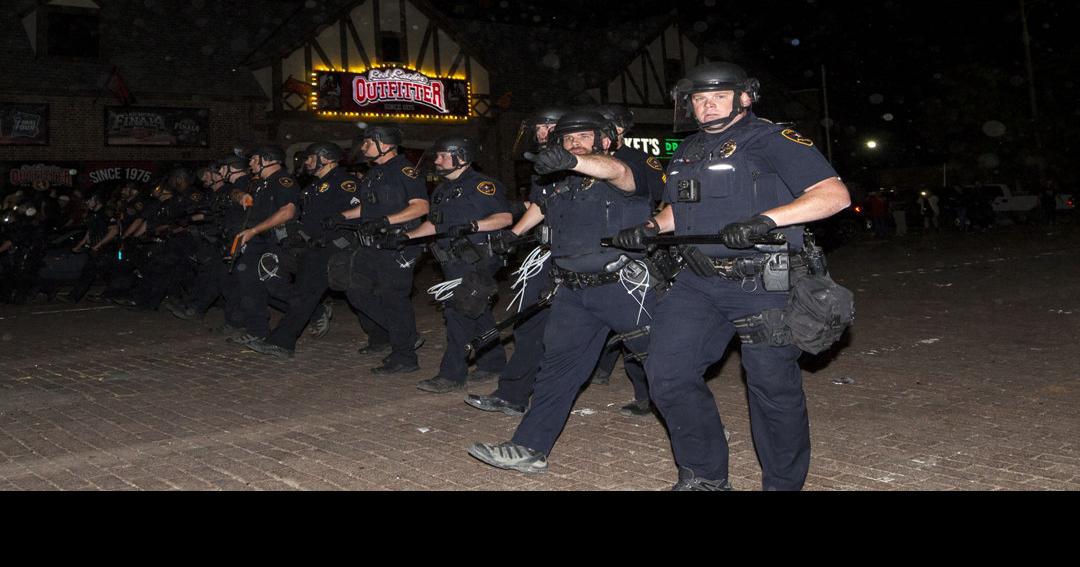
[166,162,229,320]
[129,170,199,310]
[247,142,361,358]
[405,136,512,393]
[612,62,851,490]
[332,125,429,373]
[467,110,657,473]
[585,104,666,417]
[228,146,299,345]
[65,192,120,303]
[466,107,564,415]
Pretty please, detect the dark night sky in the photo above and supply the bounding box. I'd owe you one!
[442,0,1077,186]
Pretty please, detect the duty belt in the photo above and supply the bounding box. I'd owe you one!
[551,266,621,289]
[708,253,807,280]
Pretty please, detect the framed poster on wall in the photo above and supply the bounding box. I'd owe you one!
[104,106,209,147]
[0,103,49,145]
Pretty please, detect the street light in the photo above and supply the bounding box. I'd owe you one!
[866,140,879,150]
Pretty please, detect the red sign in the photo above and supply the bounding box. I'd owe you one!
[315,67,470,119]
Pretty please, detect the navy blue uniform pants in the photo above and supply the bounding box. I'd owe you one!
[645,272,810,491]
[234,242,292,338]
[435,256,506,383]
[491,262,551,407]
[266,245,334,351]
[346,247,420,367]
[512,281,655,456]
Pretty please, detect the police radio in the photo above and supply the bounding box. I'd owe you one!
[676,179,701,203]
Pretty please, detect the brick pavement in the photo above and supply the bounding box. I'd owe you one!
[1,223,1078,490]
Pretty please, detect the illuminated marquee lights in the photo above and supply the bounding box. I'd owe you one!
[310,64,473,122]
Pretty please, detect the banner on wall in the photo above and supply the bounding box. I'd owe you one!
[105,106,210,147]
[0,103,49,145]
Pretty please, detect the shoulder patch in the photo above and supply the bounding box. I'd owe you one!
[781,128,814,147]
[190,192,203,202]
[318,182,330,193]
[476,181,497,196]
[279,176,295,188]
[646,157,664,172]
[402,166,419,179]
[134,202,145,211]
[341,180,357,193]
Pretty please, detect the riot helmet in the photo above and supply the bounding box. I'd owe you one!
[355,124,403,161]
[306,141,344,172]
[421,136,480,176]
[550,110,616,155]
[513,107,566,155]
[250,145,286,178]
[672,62,760,132]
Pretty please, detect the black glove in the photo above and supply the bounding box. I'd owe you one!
[359,216,390,235]
[524,147,578,175]
[377,231,410,250]
[611,223,659,251]
[447,222,478,239]
[720,215,777,249]
[488,229,518,255]
[321,213,345,230]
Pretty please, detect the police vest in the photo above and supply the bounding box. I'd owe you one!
[540,174,652,273]
[300,167,359,240]
[430,170,502,248]
[667,118,805,258]
[358,156,422,230]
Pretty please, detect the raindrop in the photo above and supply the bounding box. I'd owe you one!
[191,0,205,8]
[693,21,708,33]
[790,38,801,46]
[734,29,746,38]
[285,134,293,140]
[869,93,884,104]
[499,0,509,7]
[533,15,541,22]
[1009,75,1025,87]
[982,121,1006,137]
[201,44,216,56]
[843,125,857,135]
[883,113,894,121]
[933,73,942,80]
[305,0,316,8]
[803,69,814,78]
[704,0,716,5]
[195,17,208,27]
[977,153,1000,169]
[541,52,560,69]
[230,38,248,52]
[819,118,835,128]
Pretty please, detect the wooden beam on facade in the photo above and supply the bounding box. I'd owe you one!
[340,19,349,70]
[311,38,333,70]
[399,0,409,63]
[414,21,433,70]
[346,17,372,69]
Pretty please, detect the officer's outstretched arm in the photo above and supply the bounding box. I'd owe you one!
[238,203,297,245]
[573,154,636,193]
[762,177,851,227]
[388,198,429,225]
[475,212,513,233]
[407,221,436,240]
[510,202,545,236]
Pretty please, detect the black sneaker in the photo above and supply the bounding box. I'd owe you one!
[619,399,652,417]
[416,377,465,394]
[382,337,427,363]
[356,342,392,355]
[309,300,332,338]
[671,467,732,491]
[226,333,261,346]
[245,339,295,359]
[467,441,548,474]
[467,370,500,384]
[371,361,420,375]
[465,394,526,416]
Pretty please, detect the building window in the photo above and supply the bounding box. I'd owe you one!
[46,9,101,58]
[380,32,404,63]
